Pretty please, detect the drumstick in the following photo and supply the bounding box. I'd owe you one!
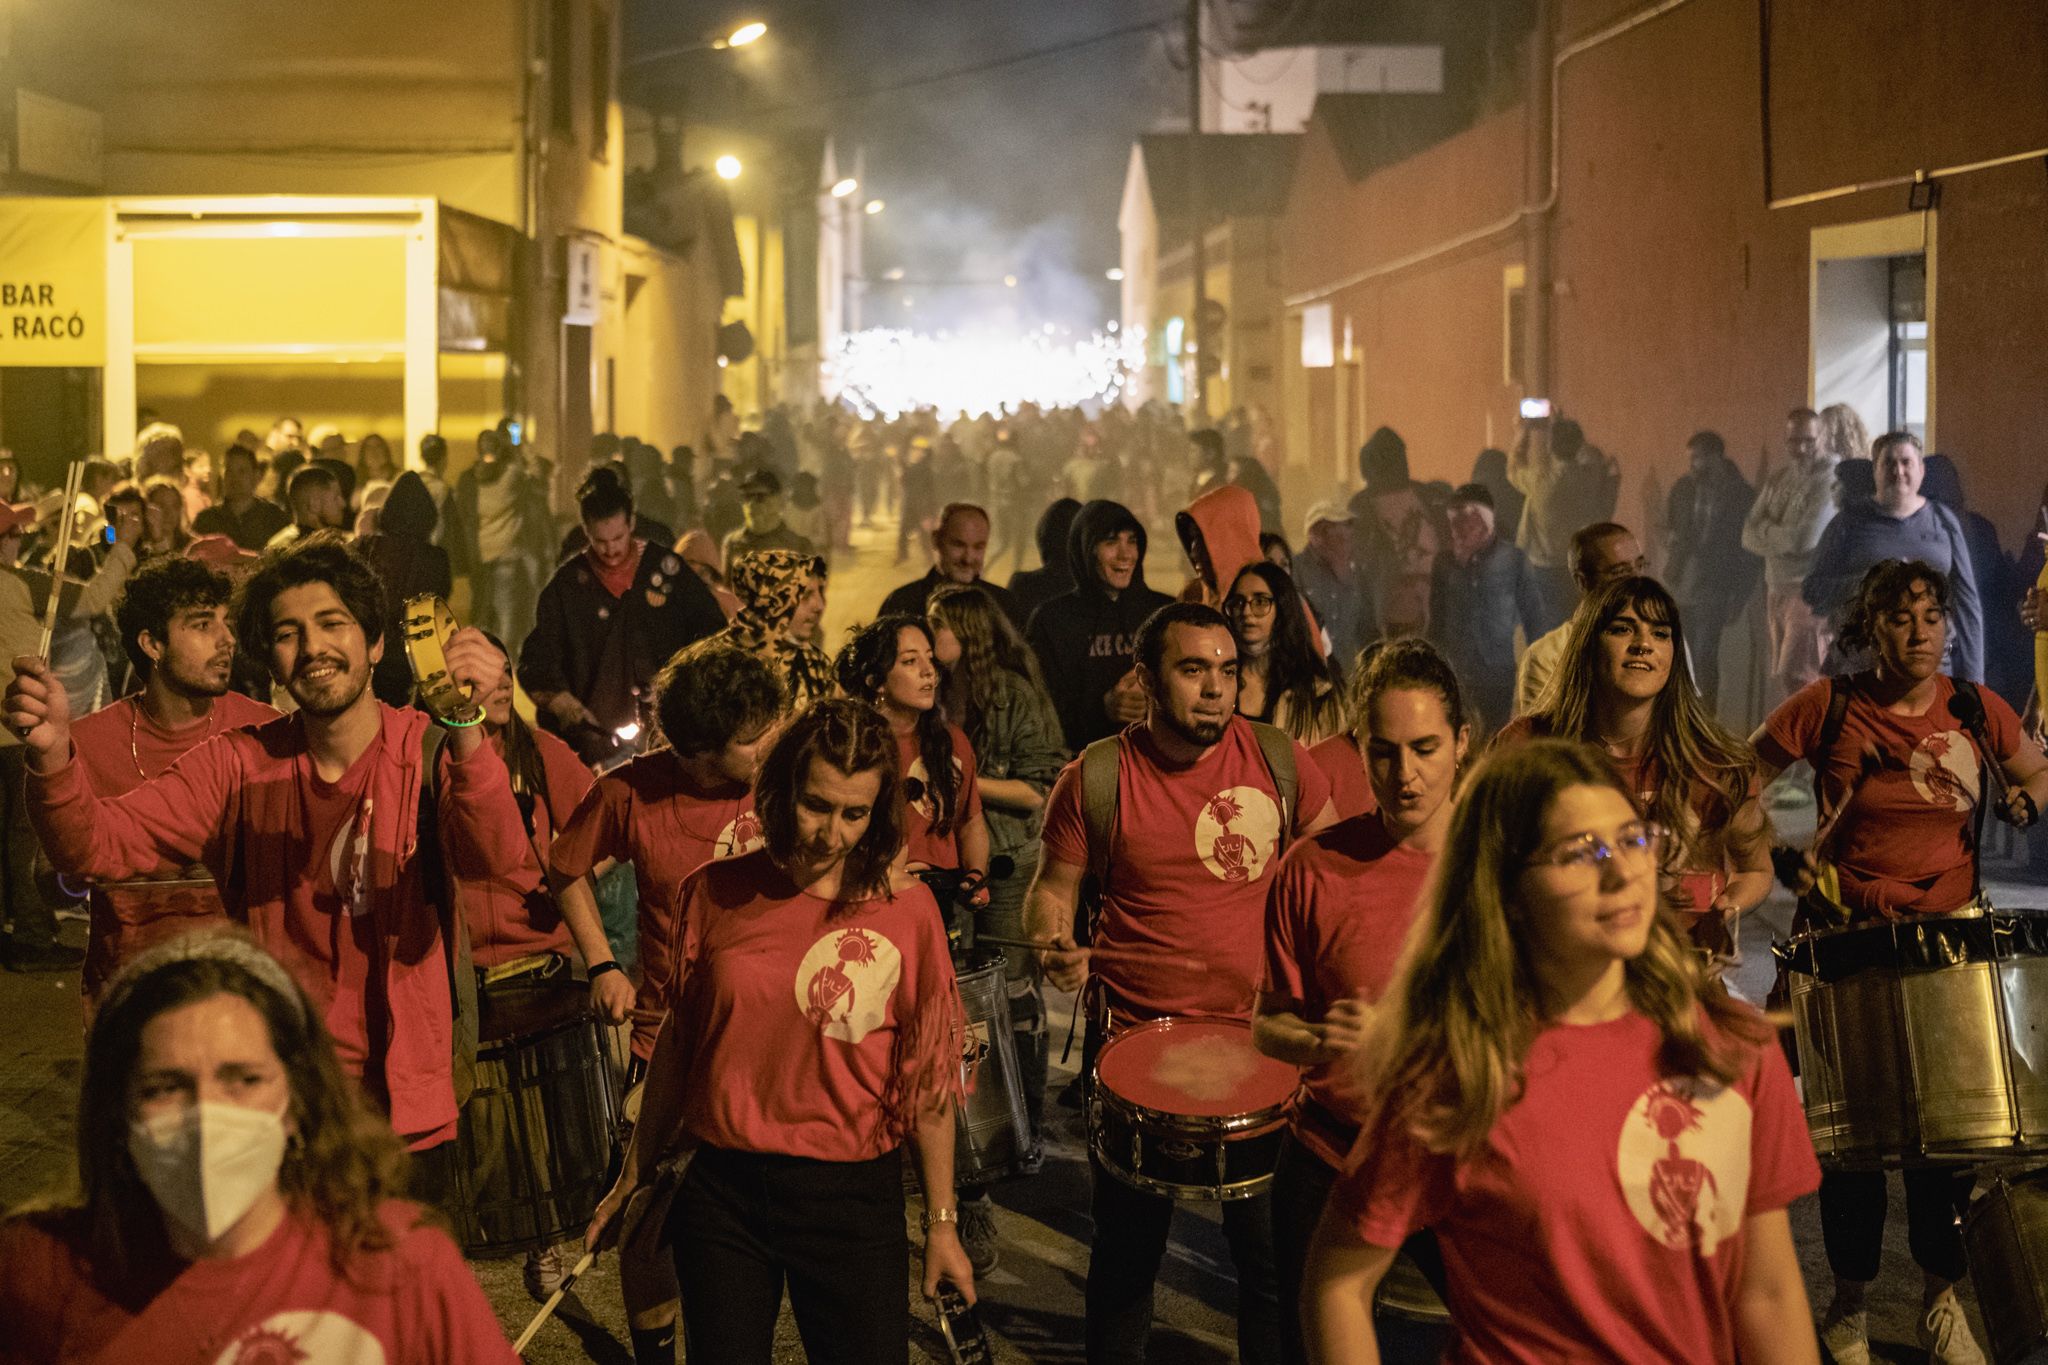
[512,1247,596,1355]
[974,932,1208,974]
[36,461,83,660]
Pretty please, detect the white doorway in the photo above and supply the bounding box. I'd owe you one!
[1810,212,1934,445]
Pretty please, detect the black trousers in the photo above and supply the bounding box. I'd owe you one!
[670,1144,909,1365]
[1818,1166,1973,1285]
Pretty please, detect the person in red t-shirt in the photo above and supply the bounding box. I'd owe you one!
[1753,560,2045,1365]
[835,614,990,878]
[6,534,529,1169]
[1030,601,1336,1365]
[1256,639,1468,1365]
[1305,739,1820,1365]
[547,638,784,1365]
[0,931,517,1364]
[70,556,280,1014]
[588,700,974,1365]
[1494,575,1772,973]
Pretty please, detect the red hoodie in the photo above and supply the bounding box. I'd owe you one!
[1176,484,1264,607]
[30,704,530,1146]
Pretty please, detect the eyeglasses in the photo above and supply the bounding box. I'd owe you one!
[1223,592,1276,617]
[1527,820,1663,878]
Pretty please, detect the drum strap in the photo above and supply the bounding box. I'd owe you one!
[1951,678,1993,901]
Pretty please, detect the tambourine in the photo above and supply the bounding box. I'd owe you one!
[401,594,483,726]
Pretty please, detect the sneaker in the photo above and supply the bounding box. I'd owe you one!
[1919,1289,1988,1365]
[958,1194,1000,1277]
[2,940,84,972]
[523,1243,567,1302]
[1819,1306,1869,1365]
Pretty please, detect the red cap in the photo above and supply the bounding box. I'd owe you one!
[186,534,258,567]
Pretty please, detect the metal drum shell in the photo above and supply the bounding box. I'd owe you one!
[1780,909,2048,1166]
[954,951,1032,1186]
[1961,1167,2048,1365]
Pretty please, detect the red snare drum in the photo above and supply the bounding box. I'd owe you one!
[1089,1016,1301,1200]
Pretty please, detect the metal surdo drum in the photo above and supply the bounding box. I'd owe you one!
[1963,1167,2048,1364]
[1089,1016,1300,1200]
[1780,908,2048,1165]
[953,950,1033,1185]
[449,977,622,1255]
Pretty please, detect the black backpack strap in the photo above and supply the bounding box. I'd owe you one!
[1952,679,1995,899]
[1811,675,1853,807]
[1247,720,1301,859]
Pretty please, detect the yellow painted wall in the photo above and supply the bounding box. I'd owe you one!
[132,235,408,353]
[137,361,405,459]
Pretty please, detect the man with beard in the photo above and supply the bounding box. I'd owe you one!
[1028,602,1336,1365]
[5,533,530,1165]
[68,558,279,1011]
[520,472,727,766]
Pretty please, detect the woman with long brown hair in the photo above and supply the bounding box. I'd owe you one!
[1225,560,1347,744]
[0,931,517,1362]
[1496,575,1773,966]
[587,699,975,1364]
[1304,740,1819,1363]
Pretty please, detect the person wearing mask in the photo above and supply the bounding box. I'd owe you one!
[881,501,1023,628]
[1754,560,2046,1365]
[1665,431,1761,708]
[0,933,520,1363]
[1005,497,1080,623]
[193,444,291,552]
[719,468,814,568]
[0,496,139,971]
[1429,483,1545,735]
[1025,499,1175,751]
[1804,432,1984,683]
[1514,521,1645,715]
[1226,562,1345,744]
[1509,414,1622,629]
[1294,501,1371,674]
[1029,603,1337,1365]
[586,701,976,1364]
[1258,639,1468,1365]
[7,535,529,1172]
[520,472,726,767]
[715,549,832,712]
[70,557,278,1009]
[1742,407,1839,702]
[358,472,453,707]
[1303,740,1820,1365]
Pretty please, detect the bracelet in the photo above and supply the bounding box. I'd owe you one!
[923,1206,958,1231]
[589,960,624,980]
[435,707,485,730]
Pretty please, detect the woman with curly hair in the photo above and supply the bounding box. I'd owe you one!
[1225,560,1347,744]
[835,614,991,877]
[719,548,831,711]
[1304,740,1819,1364]
[588,700,975,1364]
[0,931,517,1362]
[1819,402,1872,465]
[1495,575,1773,965]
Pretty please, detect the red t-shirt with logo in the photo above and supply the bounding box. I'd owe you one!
[1760,674,2022,916]
[1307,731,1377,824]
[1332,1011,1819,1364]
[458,727,593,969]
[69,692,280,1012]
[894,723,983,870]
[1262,814,1434,1166]
[0,1202,518,1365]
[548,749,765,1059]
[665,850,966,1160]
[1039,717,1333,1020]
[293,733,386,1081]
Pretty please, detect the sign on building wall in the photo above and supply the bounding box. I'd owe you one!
[0,198,107,367]
[1300,302,1334,369]
[564,237,601,325]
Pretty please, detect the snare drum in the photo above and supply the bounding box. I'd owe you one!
[954,951,1032,1186]
[448,978,622,1256]
[1089,1016,1301,1200]
[1962,1165,2048,1364]
[1779,908,2048,1165]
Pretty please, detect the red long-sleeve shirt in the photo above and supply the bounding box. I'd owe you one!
[30,704,531,1145]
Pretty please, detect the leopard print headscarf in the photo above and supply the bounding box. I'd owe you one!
[722,549,831,711]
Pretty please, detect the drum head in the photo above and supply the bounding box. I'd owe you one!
[1096,1017,1299,1119]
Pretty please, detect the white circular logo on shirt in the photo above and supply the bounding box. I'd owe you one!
[715,808,766,858]
[1194,786,1282,883]
[1909,729,1978,813]
[214,1310,385,1364]
[793,927,903,1044]
[1615,1076,1752,1256]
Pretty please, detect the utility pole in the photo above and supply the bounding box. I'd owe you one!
[1187,0,1209,418]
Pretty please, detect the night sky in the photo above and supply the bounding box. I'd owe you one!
[627,0,1186,331]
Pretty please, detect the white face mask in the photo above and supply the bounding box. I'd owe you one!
[128,1099,290,1245]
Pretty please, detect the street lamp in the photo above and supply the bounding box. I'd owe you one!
[629,20,768,66]
[715,155,743,181]
[864,199,885,215]
[717,21,767,49]
[830,177,859,199]
[1106,267,1125,281]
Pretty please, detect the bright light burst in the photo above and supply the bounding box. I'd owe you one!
[825,327,1139,418]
